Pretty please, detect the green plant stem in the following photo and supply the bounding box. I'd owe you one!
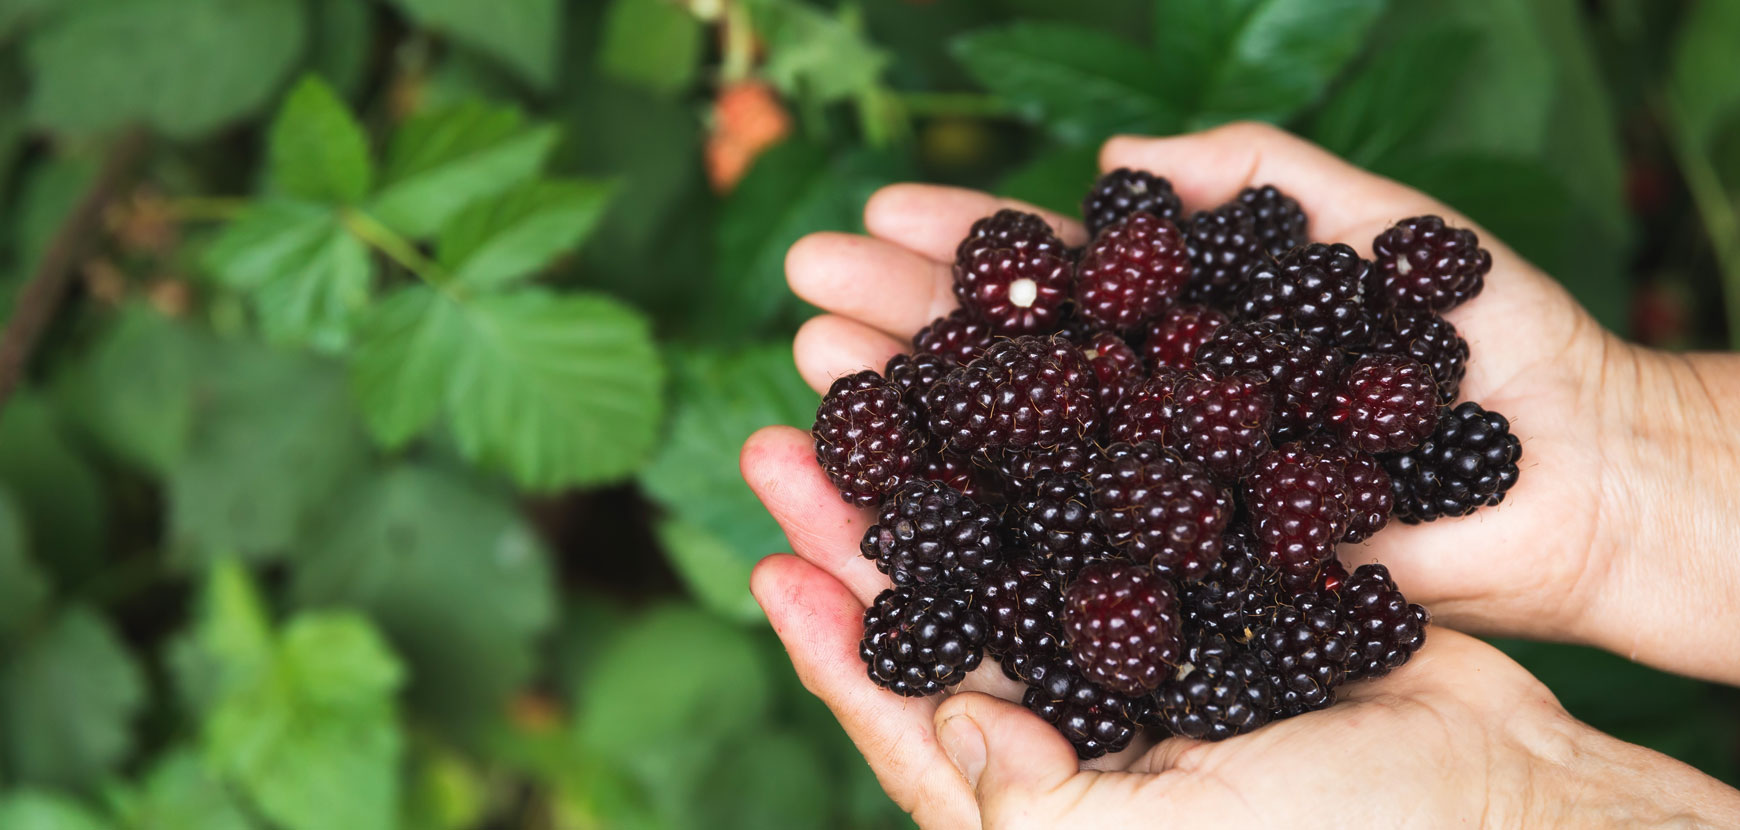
[168,195,249,222]
[896,91,1012,119]
[1665,101,1740,349]
[339,207,453,290]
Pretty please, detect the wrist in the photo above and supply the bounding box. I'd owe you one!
[1515,714,1740,828]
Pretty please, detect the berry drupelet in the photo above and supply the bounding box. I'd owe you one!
[813,370,929,506]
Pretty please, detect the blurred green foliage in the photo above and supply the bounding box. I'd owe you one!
[0,0,1736,827]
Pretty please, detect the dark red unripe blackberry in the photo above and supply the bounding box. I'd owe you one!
[953,244,1073,335]
[1339,563,1429,680]
[1245,442,1351,582]
[1328,354,1439,453]
[1080,329,1145,412]
[1083,168,1182,237]
[1370,215,1491,312]
[1062,561,1183,695]
[1253,591,1349,715]
[884,351,949,408]
[922,451,998,504]
[1179,524,1273,639]
[1107,370,1182,448]
[1195,321,1341,440]
[1385,401,1522,523]
[1152,632,1274,741]
[1235,184,1309,257]
[1022,654,1154,758]
[860,586,988,697]
[1007,472,1114,582]
[1140,304,1230,372]
[1364,308,1469,403]
[860,480,1003,587]
[912,309,993,367]
[1175,370,1275,481]
[1088,442,1231,577]
[925,335,1100,452]
[1336,447,1394,543]
[956,208,1066,262]
[981,556,1064,683]
[1074,212,1192,331]
[1182,203,1263,307]
[813,370,930,506]
[1241,242,1371,347]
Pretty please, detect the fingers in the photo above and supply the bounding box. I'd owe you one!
[865,184,1089,263]
[934,692,1083,822]
[787,232,956,340]
[793,315,907,394]
[741,425,889,605]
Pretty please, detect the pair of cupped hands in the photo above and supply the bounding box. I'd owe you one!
[740,122,1740,828]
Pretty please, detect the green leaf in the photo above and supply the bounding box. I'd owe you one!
[370,102,559,237]
[951,23,1175,142]
[25,0,305,137]
[0,791,112,830]
[695,730,833,830]
[401,743,488,830]
[107,748,259,830]
[598,0,702,95]
[1669,0,1740,152]
[54,304,201,473]
[0,0,59,45]
[13,155,95,272]
[437,179,615,290]
[348,289,454,447]
[268,76,373,205]
[0,393,105,584]
[754,0,888,106]
[293,464,556,720]
[0,488,48,639]
[1309,27,1479,168]
[205,201,374,350]
[997,143,1101,217]
[0,606,146,788]
[307,0,375,96]
[385,0,559,89]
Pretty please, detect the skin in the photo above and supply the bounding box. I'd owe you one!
[741,122,1740,828]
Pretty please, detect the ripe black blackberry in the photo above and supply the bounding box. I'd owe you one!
[1023,654,1154,759]
[926,335,1101,452]
[1364,308,1469,403]
[1084,168,1182,237]
[813,370,930,506]
[1152,632,1274,741]
[860,586,988,697]
[1236,185,1309,257]
[1175,370,1275,481]
[1062,561,1183,695]
[860,480,1003,587]
[1241,242,1371,347]
[981,556,1064,683]
[1253,591,1349,716]
[1182,203,1263,307]
[1245,441,1351,582]
[992,443,1092,493]
[1327,354,1439,454]
[1178,525,1273,639]
[912,309,993,367]
[884,351,949,408]
[1196,321,1341,440]
[1370,215,1491,312]
[1088,442,1231,578]
[1080,329,1145,412]
[956,208,1066,263]
[1107,370,1182,448]
[1339,563,1429,681]
[1385,401,1522,522]
[954,244,1073,335]
[1074,212,1192,331]
[1140,304,1230,372]
[1006,472,1114,582]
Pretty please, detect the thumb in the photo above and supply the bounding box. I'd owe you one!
[934,692,1081,814]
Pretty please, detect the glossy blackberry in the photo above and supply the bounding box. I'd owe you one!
[1364,309,1469,403]
[1007,472,1114,582]
[981,556,1064,683]
[1328,354,1439,454]
[1074,212,1192,331]
[860,480,1003,587]
[1107,370,1182,448]
[884,351,950,408]
[813,370,929,506]
[1241,242,1371,347]
[912,309,993,367]
[956,208,1066,263]
[1370,215,1491,312]
[926,335,1100,452]
[1022,654,1154,759]
[860,586,988,697]
[1182,203,1263,307]
[922,451,997,504]
[1236,185,1309,258]
[1087,442,1231,578]
[1140,305,1230,372]
[1385,401,1521,523]
[993,443,1092,493]
[1080,329,1145,413]
[1062,561,1183,695]
[1339,563,1429,680]
[1178,525,1272,639]
[1244,442,1351,582]
[1253,591,1349,715]
[1195,321,1341,440]
[954,243,1073,335]
[1084,168,1182,237]
[1152,633,1274,740]
[1175,370,1275,481]
[1335,447,1394,543]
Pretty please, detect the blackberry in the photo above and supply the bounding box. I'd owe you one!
[1339,563,1429,680]
[1370,215,1491,312]
[859,586,988,697]
[884,351,949,408]
[1385,401,1522,522]
[1083,168,1182,237]
[1107,370,1182,448]
[1140,305,1230,372]
[1088,442,1231,578]
[1195,321,1341,440]
[1335,447,1394,543]
[1080,330,1145,413]
[1244,442,1351,582]
[956,209,1066,263]
[912,309,993,367]
[1175,370,1275,481]
[922,451,997,504]
[1327,354,1439,453]
[1236,185,1309,258]
[1182,203,1263,307]
[926,335,1101,452]
[813,370,930,506]
[1152,633,1274,741]
[1074,212,1192,331]
[1006,472,1114,582]
[1178,525,1272,639]
[860,480,1003,587]
[1062,561,1183,695]
[954,244,1073,335]
[1023,654,1154,759]
[1364,308,1469,403]
[992,443,1092,493]
[1241,242,1371,347]
[1253,591,1349,716]
[980,557,1064,683]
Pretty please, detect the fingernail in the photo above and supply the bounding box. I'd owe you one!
[937,715,986,787]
